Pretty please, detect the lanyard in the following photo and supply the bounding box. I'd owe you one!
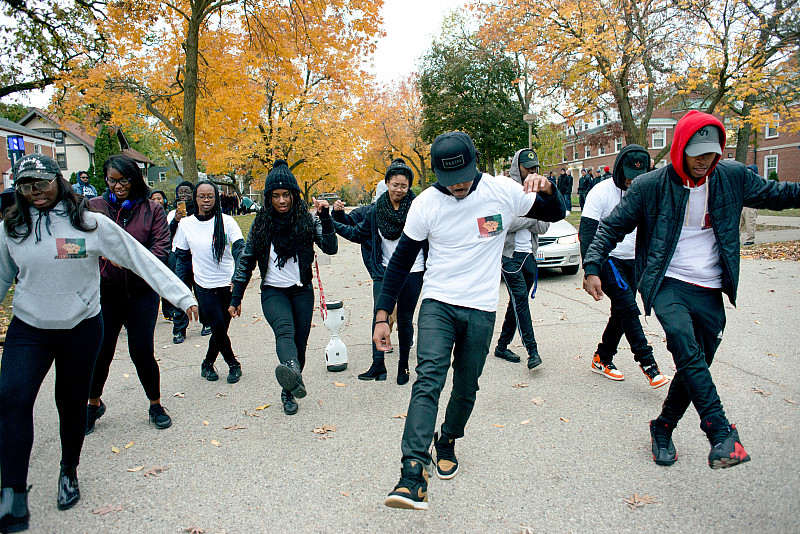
[314,255,327,321]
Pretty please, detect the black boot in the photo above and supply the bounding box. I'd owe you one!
[275,359,306,398]
[0,487,29,533]
[358,360,387,381]
[397,360,409,385]
[281,390,298,415]
[56,465,80,511]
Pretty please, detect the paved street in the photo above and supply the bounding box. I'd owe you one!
[19,238,800,533]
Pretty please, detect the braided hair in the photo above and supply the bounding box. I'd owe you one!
[193,180,226,264]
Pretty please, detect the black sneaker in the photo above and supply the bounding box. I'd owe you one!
[527,349,542,369]
[227,363,242,384]
[148,404,172,429]
[494,347,521,363]
[85,400,106,435]
[200,361,219,381]
[201,325,212,336]
[708,424,751,469]
[432,431,458,479]
[173,331,186,344]
[384,459,429,510]
[281,390,298,415]
[0,487,29,533]
[649,420,677,466]
[275,359,306,398]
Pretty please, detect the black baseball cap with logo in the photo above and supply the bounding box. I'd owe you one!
[518,149,539,169]
[12,154,63,184]
[430,131,479,187]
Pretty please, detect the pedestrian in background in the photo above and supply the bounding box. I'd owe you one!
[72,171,97,199]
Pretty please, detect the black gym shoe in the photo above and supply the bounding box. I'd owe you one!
[708,424,751,469]
[281,390,298,415]
[201,325,212,336]
[358,361,387,381]
[649,420,677,466]
[432,431,459,479]
[275,359,307,398]
[200,360,219,381]
[494,347,521,363]
[384,459,429,510]
[527,349,542,369]
[227,363,242,384]
[85,400,106,435]
[148,404,172,430]
[173,331,186,344]
[0,487,29,533]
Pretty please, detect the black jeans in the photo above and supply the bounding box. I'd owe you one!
[653,278,728,429]
[595,258,655,366]
[195,285,237,366]
[90,287,161,401]
[169,251,206,335]
[371,271,424,365]
[498,252,538,357]
[0,314,103,489]
[401,299,495,464]
[261,284,314,371]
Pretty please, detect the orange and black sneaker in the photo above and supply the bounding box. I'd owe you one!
[591,353,624,380]
[708,424,751,469]
[641,364,669,389]
[384,459,429,510]
[433,432,459,479]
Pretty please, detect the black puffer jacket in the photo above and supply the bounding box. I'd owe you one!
[230,211,337,307]
[584,111,800,314]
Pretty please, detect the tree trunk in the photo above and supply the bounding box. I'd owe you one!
[182,13,201,182]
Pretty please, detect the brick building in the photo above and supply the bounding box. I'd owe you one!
[0,118,58,189]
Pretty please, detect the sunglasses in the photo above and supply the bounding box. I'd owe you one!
[16,179,56,195]
[105,177,131,186]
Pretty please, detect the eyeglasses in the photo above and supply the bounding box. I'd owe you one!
[105,177,131,186]
[196,195,215,201]
[16,179,56,195]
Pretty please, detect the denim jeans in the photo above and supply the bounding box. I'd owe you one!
[400,299,495,464]
[498,252,538,357]
[653,277,728,430]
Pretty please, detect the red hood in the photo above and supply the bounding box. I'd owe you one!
[670,110,726,187]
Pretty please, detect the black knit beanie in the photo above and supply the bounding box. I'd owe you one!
[263,159,301,195]
[384,158,414,187]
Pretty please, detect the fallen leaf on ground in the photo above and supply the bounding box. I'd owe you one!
[252,318,262,323]
[183,527,205,534]
[202,421,209,425]
[530,397,545,406]
[322,424,336,432]
[256,405,270,411]
[126,466,144,472]
[210,440,221,446]
[491,423,504,428]
[767,353,779,357]
[393,413,407,419]
[312,424,337,437]
[340,491,350,498]
[194,345,201,348]
[110,446,120,454]
[512,383,529,388]
[572,353,584,359]
[334,382,347,387]
[122,373,130,378]
[92,504,123,515]
[783,398,799,405]
[215,392,228,398]
[124,441,134,449]
[173,392,185,398]
[142,465,170,478]
[752,387,773,397]
[244,410,260,418]
[623,493,658,509]
[560,417,570,423]
[223,424,246,430]
[518,527,535,534]
[520,420,531,425]
[317,400,323,406]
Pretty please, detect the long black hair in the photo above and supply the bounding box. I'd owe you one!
[193,180,226,264]
[249,189,314,266]
[103,154,149,202]
[4,177,97,241]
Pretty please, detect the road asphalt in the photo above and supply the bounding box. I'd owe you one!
[15,235,800,533]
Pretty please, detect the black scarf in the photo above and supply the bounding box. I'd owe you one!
[271,211,304,268]
[375,189,415,241]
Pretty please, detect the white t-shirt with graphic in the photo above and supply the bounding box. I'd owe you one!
[174,214,244,289]
[665,182,722,288]
[582,178,635,260]
[403,174,536,312]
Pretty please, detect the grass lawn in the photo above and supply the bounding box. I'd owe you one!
[234,213,256,237]
[760,208,800,217]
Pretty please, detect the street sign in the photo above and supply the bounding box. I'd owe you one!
[7,135,25,166]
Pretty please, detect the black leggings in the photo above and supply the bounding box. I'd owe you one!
[195,285,237,365]
[372,271,424,364]
[89,288,161,401]
[0,314,103,489]
[261,284,314,371]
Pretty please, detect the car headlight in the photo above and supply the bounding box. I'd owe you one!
[556,233,579,245]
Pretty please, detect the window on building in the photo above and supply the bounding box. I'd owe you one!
[561,151,566,162]
[652,129,666,149]
[33,144,42,154]
[596,115,601,127]
[52,131,64,145]
[766,114,779,139]
[585,146,592,158]
[148,180,155,188]
[599,145,606,155]
[159,172,167,182]
[583,122,588,131]
[765,155,778,179]
[615,138,623,152]
[56,152,67,169]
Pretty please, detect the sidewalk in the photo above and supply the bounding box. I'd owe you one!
[17,239,800,533]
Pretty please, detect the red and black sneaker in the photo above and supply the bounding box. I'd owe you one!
[649,420,677,466]
[708,424,751,469]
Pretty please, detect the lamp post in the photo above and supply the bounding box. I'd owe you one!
[523,113,536,149]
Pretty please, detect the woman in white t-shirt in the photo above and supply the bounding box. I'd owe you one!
[332,159,425,385]
[174,181,245,384]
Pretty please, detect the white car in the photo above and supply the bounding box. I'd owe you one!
[536,219,581,275]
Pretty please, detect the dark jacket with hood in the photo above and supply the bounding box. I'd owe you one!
[89,190,170,296]
[583,110,800,314]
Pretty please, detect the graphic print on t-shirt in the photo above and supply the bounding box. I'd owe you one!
[55,238,87,259]
[477,214,503,238]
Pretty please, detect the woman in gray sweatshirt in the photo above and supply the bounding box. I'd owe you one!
[0,155,197,533]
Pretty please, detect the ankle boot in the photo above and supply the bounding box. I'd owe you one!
[281,389,298,415]
[57,465,80,510]
[0,487,29,533]
[397,360,409,385]
[358,360,387,381]
[275,358,306,398]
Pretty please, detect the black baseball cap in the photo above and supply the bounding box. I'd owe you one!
[518,149,539,169]
[431,131,478,186]
[13,154,62,184]
[621,151,650,180]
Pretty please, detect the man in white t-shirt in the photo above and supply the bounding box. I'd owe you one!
[374,131,566,510]
[579,144,668,389]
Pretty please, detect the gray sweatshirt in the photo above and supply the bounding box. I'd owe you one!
[0,204,197,329]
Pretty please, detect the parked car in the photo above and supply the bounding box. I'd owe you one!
[536,219,581,275]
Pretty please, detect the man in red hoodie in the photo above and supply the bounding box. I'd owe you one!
[582,111,800,469]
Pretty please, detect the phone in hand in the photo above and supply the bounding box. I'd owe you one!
[177,200,186,217]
